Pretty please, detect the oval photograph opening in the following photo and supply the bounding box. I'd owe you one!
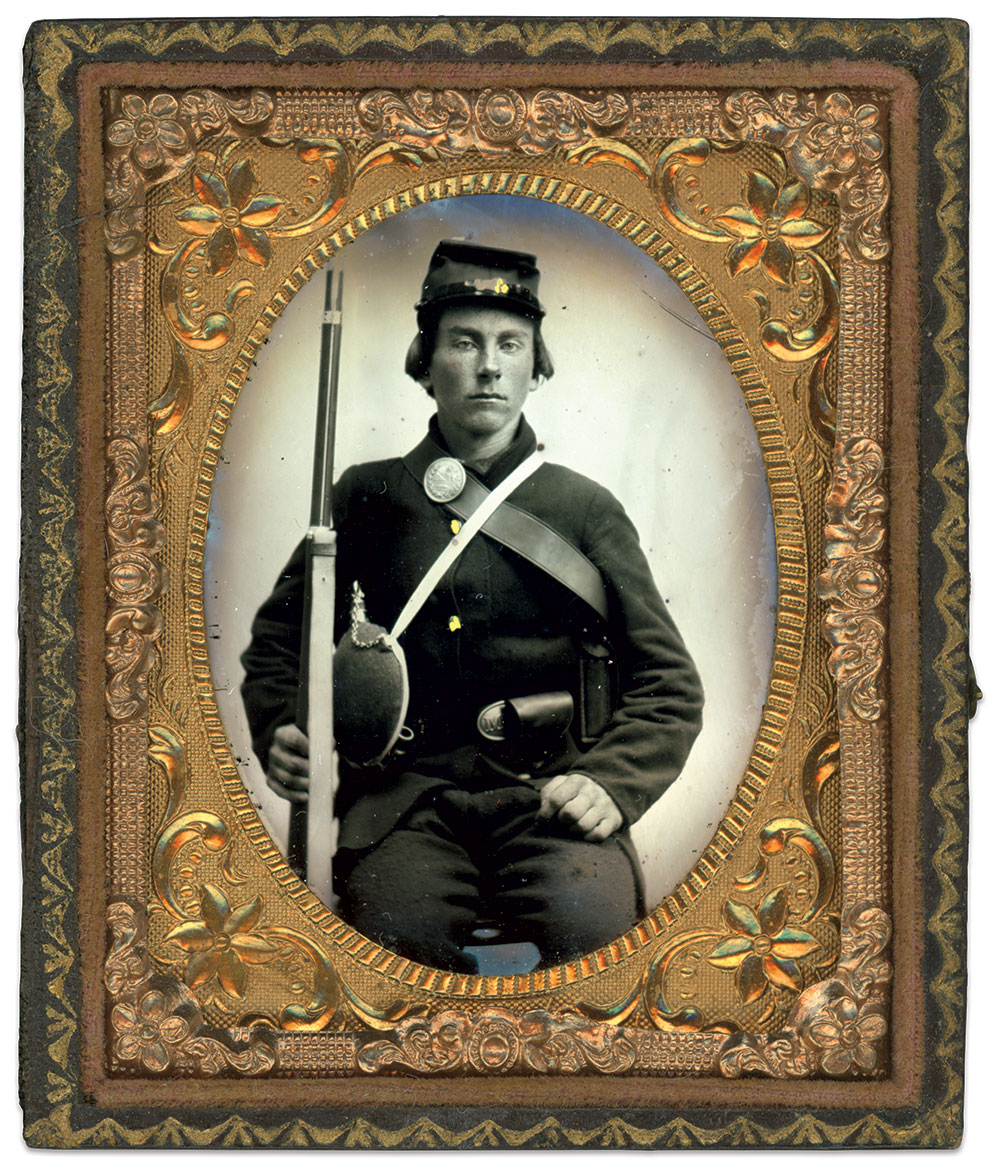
[205,194,777,976]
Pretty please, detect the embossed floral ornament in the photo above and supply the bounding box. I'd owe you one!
[806,94,883,172]
[707,887,820,1004]
[108,94,188,172]
[165,884,276,998]
[808,996,887,1074]
[176,160,283,275]
[111,989,190,1072]
[714,171,830,287]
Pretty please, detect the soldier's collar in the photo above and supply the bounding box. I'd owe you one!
[425,416,537,488]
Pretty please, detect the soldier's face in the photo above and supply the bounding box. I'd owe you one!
[422,305,538,441]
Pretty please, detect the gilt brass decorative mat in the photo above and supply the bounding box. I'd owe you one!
[20,16,968,1149]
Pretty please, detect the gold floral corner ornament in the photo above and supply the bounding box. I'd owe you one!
[105,900,277,1075]
[719,90,889,263]
[713,170,831,289]
[145,781,435,1036]
[716,903,890,1078]
[164,884,278,1004]
[563,817,839,1037]
[578,136,840,373]
[706,887,821,1006]
[105,88,276,259]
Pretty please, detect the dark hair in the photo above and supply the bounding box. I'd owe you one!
[404,306,554,394]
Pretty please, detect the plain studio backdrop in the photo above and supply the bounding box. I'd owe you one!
[205,193,777,910]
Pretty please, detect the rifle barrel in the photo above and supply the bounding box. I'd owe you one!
[290,262,343,879]
[322,269,345,527]
[309,268,338,527]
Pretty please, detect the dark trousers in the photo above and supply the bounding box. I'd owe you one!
[337,784,641,973]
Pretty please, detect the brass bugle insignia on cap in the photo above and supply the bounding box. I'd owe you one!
[424,457,467,503]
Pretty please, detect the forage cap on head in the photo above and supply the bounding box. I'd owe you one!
[415,239,545,319]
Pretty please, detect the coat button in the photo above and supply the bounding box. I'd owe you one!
[448,615,461,632]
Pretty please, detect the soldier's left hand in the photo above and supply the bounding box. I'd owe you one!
[537,773,623,842]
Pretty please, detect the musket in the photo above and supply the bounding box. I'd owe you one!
[288,264,343,906]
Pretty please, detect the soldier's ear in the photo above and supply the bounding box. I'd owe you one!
[419,376,435,397]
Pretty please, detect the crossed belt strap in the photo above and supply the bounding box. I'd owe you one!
[402,436,609,623]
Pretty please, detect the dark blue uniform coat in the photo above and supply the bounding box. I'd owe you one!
[240,418,703,966]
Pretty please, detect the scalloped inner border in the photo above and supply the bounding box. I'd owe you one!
[181,166,811,999]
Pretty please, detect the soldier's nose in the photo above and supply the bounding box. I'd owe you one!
[478,347,501,379]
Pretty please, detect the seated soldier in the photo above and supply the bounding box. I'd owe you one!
[240,240,704,973]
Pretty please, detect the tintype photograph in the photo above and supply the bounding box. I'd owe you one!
[17,14,970,1152]
[206,195,776,972]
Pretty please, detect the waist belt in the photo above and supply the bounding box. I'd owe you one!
[403,436,609,622]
